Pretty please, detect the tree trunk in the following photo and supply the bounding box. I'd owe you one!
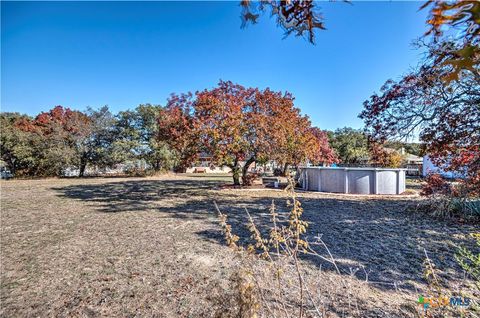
[242,156,256,186]
[79,158,87,177]
[154,160,161,172]
[9,158,16,175]
[232,166,241,186]
[230,158,241,186]
[282,163,290,176]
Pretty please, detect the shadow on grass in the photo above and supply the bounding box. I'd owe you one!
[53,177,476,293]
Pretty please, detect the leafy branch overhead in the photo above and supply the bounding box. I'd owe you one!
[360,40,480,195]
[241,0,328,43]
[421,0,480,81]
[241,0,479,80]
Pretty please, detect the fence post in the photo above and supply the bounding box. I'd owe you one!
[344,168,349,194]
[304,169,308,190]
[317,168,322,192]
[396,170,400,194]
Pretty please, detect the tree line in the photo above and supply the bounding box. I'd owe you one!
[1,86,425,186]
[1,104,174,178]
[1,81,341,184]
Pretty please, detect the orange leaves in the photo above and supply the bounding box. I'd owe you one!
[240,0,329,44]
[422,0,480,82]
[158,94,199,172]
[162,80,337,179]
[29,105,92,139]
[422,0,480,37]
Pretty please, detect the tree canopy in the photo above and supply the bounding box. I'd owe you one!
[360,41,480,194]
[159,80,336,185]
[1,105,177,177]
[327,128,369,165]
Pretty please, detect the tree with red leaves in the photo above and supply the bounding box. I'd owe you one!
[420,0,479,82]
[270,111,337,174]
[32,106,93,176]
[360,42,480,195]
[194,81,258,185]
[2,106,118,177]
[158,93,199,173]
[309,127,337,166]
[161,81,336,185]
[195,81,337,185]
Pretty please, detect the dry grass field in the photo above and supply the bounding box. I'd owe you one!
[1,175,477,317]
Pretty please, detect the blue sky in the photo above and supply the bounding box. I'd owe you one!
[1,1,428,130]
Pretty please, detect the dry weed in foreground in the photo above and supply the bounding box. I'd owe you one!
[214,179,364,318]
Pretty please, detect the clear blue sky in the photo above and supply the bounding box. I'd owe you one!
[1,1,428,130]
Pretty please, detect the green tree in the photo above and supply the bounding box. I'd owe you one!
[113,104,175,172]
[135,104,175,171]
[327,127,369,164]
[0,113,38,175]
[75,106,118,176]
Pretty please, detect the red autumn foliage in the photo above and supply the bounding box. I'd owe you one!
[367,140,391,167]
[309,127,338,166]
[360,43,480,196]
[158,94,199,173]
[421,1,479,82]
[32,105,91,139]
[421,173,453,196]
[159,80,337,185]
[194,81,255,184]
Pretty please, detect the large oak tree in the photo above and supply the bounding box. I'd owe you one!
[160,81,336,185]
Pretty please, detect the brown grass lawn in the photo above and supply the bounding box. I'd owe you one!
[0,175,477,317]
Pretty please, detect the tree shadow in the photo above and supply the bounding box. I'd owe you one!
[53,179,222,214]
[205,194,477,292]
[53,177,477,294]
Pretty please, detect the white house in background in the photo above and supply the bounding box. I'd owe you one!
[422,155,464,178]
[185,152,276,174]
[185,153,231,174]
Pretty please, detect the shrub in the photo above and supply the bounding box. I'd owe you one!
[421,173,452,196]
[242,173,258,186]
[415,197,480,222]
[273,168,283,177]
[456,233,480,291]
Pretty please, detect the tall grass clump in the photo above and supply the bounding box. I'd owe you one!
[214,179,362,317]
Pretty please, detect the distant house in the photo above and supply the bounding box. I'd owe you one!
[185,153,232,174]
[403,152,423,165]
[384,147,423,176]
[397,148,422,176]
[185,153,275,174]
[384,147,422,164]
